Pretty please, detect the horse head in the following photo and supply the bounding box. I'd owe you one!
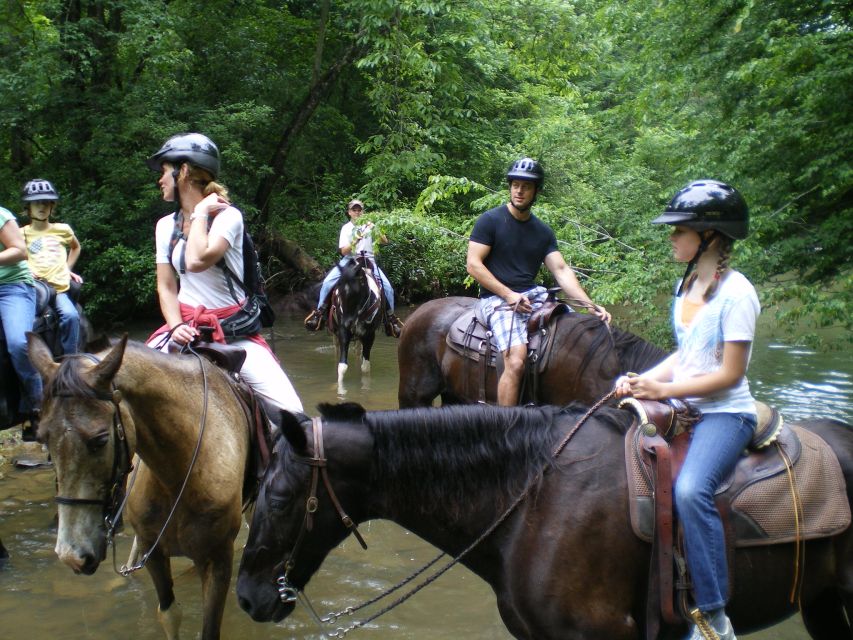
[335,259,369,316]
[237,403,371,622]
[27,333,134,575]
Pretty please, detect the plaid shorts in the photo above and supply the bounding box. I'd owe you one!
[476,286,550,352]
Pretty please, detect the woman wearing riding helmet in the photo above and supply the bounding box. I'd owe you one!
[614,180,759,640]
[0,199,42,440]
[146,133,303,415]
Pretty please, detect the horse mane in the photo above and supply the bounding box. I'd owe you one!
[361,403,630,520]
[44,354,106,403]
[43,339,194,404]
[558,314,667,378]
[610,326,668,374]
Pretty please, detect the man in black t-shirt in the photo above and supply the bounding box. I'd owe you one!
[466,157,611,405]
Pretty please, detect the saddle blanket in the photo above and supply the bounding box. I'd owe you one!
[625,423,851,547]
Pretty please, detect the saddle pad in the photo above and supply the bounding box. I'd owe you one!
[625,424,851,547]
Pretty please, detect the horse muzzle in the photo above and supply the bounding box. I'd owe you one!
[236,574,295,622]
[56,543,105,575]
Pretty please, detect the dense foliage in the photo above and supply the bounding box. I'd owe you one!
[1,0,849,346]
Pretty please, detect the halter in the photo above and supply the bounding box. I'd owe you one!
[275,417,368,604]
[53,355,132,539]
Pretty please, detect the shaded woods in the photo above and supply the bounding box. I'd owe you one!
[1,0,849,345]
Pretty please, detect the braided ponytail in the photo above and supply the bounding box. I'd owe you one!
[703,235,733,301]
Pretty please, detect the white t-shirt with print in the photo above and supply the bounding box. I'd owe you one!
[154,206,245,309]
[339,220,375,258]
[672,270,760,416]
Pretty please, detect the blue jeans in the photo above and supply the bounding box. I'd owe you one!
[55,291,80,355]
[675,412,756,611]
[317,258,395,310]
[0,283,43,412]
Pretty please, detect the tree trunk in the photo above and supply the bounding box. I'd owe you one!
[254,39,362,225]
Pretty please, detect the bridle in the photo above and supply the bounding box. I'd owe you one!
[51,345,213,576]
[53,375,132,540]
[275,417,367,604]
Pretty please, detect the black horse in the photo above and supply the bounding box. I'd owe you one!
[0,280,89,431]
[237,402,853,639]
[329,257,382,394]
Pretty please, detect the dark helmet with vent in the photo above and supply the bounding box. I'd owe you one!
[652,179,748,239]
[506,157,545,189]
[146,133,220,179]
[22,178,59,202]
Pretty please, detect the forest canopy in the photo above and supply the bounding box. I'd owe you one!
[1,0,850,347]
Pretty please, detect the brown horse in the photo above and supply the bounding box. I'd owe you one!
[236,402,853,639]
[397,296,667,407]
[28,334,257,640]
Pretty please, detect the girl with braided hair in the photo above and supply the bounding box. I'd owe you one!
[614,180,759,640]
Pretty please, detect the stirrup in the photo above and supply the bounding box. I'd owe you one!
[385,314,404,338]
[304,309,325,331]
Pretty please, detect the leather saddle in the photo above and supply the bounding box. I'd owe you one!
[621,398,851,636]
[444,298,570,403]
[171,340,272,505]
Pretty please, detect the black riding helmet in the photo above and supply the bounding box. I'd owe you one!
[146,133,220,179]
[22,178,59,202]
[652,180,748,240]
[506,157,545,189]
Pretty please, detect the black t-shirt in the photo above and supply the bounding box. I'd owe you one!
[469,204,558,298]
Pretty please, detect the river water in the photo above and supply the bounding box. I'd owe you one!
[0,309,850,639]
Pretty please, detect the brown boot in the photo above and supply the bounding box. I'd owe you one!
[304,307,326,331]
[385,313,404,338]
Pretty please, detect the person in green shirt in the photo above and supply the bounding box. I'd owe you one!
[0,203,42,440]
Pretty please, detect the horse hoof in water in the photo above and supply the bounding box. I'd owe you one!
[361,358,371,374]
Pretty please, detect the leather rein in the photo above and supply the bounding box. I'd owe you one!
[273,394,614,637]
[276,417,368,604]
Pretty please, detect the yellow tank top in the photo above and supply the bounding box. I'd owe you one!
[681,297,705,327]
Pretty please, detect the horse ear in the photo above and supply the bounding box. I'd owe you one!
[279,410,308,453]
[27,332,59,380]
[318,402,367,421]
[89,334,128,389]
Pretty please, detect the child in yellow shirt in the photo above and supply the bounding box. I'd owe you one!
[21,179,82,354]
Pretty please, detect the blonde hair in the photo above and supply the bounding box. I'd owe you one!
[184,164,231,204]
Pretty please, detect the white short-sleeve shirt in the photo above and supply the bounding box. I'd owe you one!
[672,270,760,415]
[339,220,375,258]
[154,206,245,309]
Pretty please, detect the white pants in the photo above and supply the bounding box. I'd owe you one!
[235,339,303,414]
[147,337,303,415]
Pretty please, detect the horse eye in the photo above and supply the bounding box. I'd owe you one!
[87,433,109,452]
[266,493,293,511]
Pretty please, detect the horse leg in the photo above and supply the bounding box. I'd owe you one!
[197,545,235,640]
[360,329,376,374]
[144,547,182,640]
[337,329,351,393]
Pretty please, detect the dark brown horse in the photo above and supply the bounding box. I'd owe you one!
[398,296,667,407]
[236,402,853,639]
[329,257,382,394]
[28,334,257,640]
